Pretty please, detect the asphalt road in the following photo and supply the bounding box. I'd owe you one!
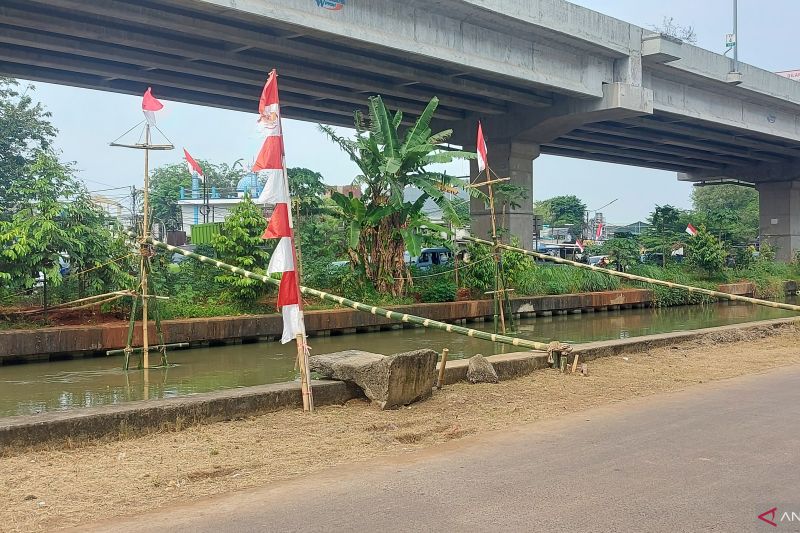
[87,367,800,533]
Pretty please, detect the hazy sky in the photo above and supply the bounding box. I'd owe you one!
[18,0,799,224]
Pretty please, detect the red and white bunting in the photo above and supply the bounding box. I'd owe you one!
[254,70,306,345]
[183,148,204,177]
[142,87,164,126]
[476,121,488,173]
[686,223,698,237]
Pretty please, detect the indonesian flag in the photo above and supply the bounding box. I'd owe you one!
[183,149,204,177]
[686,223,698,237]
[595,223,604,240]
[476,121,488,173]
[576,239,585,253]
[255,70,306,345]
[142,87,163,126]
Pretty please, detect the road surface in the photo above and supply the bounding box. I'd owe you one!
[85,366,800,532]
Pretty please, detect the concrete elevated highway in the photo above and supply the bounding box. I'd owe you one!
[1,0,799,258]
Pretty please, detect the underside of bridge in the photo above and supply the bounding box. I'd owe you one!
[2,0,800,259]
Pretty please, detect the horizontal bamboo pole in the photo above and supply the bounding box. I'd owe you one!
[464,236,800,313]
[134,232,554,352]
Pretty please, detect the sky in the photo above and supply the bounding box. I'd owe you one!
[17,0,800,224]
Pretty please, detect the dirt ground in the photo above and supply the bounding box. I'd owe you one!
[2,326,799,532]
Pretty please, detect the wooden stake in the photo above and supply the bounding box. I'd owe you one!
[437,348,450,389]
[141,124,151,369]
[571,353,580,374]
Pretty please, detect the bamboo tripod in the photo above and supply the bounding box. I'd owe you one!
[467,167,515,334]
[112,123,174,370]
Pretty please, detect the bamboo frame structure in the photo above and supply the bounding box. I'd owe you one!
[131,232,556,352]
[464,236,800,313]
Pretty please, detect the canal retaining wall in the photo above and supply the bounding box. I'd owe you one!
[1,317,796,449]
[0,289,652,364]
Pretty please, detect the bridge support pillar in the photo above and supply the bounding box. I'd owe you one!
[469,141,539,250]
[756,180,800,262]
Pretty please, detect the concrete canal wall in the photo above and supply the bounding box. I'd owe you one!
[0,289,652,364]
[1,317,796,449]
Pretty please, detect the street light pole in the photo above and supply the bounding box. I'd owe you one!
[733,0,738,73]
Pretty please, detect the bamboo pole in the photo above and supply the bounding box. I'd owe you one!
[133,233,556,352]
[141,124,151,369]
[437,348,450,389]
[296,334,311,412]
[464,236,800,313]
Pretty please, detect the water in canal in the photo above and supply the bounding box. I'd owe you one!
[1,300,796,418]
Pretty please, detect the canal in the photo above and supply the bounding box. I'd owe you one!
[1,300,796,418]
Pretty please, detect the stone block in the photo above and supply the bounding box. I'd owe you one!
[467,354,499,384]
[310,349,438,409]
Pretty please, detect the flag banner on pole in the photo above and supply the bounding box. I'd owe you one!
[476,122,488,173]
[268,237,295,274]
[142,87,164,126]
[256,169,289,205]
[576,239,585,253]
[183,148,204,177]
[254,70,307,347]
[595,223,604,240]
[280,304,306,344]
[262,203,292,239]
[686,223,698,236]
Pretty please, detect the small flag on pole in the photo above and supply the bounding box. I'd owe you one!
[141,87,164,126]
[476,122,488,173]
[183,149,204,177]
[576,239,585,253]
[685,223,698,237]
[595,223,604,240]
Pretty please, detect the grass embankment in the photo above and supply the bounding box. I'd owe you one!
[1,324,798,532]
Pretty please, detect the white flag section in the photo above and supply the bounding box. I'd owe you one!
[268,237,295,274]
[257,103,282,136]
[281,304,306,344]
[256,169,289,205]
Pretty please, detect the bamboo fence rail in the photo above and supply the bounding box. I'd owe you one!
[134,233,555,352]
[464,236,800,313]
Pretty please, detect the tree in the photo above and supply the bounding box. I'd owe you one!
[321,96,474,296]
[641,204,689,265]
[687,225,727,275]
[534,195,586,227]
[0,78,57,219]
[287,167,327,219]
[210,194,270,301]
[691,185,759,245]
[602,235,640,272]
[651,16,697,44]
[0,152,131,298]
[149,159,247,230]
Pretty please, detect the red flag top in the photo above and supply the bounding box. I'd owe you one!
[476,122,488,173]
[183,149,204,177]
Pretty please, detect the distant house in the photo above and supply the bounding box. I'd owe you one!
[177,173,269,239]
[607,221,651,237]
[325,184,362,199]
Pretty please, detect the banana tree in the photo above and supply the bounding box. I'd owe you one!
[322,96,475,295]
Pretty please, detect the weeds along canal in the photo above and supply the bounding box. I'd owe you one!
[0,300,796,418]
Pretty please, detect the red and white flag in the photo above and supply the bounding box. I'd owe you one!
[685,223,698,237]
[141,87,163,126]
[476,122,488,173]
[576,239,585,253]
[254,70,306,345]
[183,149,204,177]
[595,223,604,240]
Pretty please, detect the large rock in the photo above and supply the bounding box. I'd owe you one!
[309,349,438,409]
[467,354,499,384]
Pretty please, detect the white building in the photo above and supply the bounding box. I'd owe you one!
[177,174,266,238]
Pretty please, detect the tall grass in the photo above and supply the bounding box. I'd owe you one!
[512,264,620,295]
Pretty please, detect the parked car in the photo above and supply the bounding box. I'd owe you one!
[413,247,453,271]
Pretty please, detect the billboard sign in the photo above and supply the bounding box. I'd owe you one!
[777,70,800,81]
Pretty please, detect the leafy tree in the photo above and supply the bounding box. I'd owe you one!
[0,78,57,219]
[687,225,727,275]
[641,204,689,265]
[321,96,474,296]
[602,235,640,272]
[210,194,270,301]
[287,167,327,219]
[691,185,759,245]
[534,195,586,227]
[149,159,247,230]
[0,152,131,298]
